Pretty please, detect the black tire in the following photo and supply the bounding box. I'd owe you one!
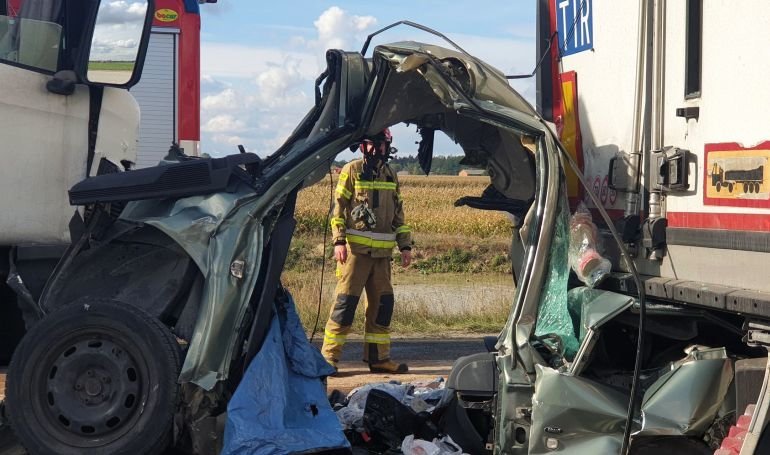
[744,182,749,193]
[755,182,761,193]
[728,182,734,193]
[0,296,26,366]
[716,182,722,192]
[4,299,181,455]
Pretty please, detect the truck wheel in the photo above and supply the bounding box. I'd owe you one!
[728,182,734,193]
[4,299,181,455]
[716,182,722,192]
[755,182,761,193]
[744,183,749,193]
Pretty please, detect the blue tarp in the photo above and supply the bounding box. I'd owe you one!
[222,293,349,454]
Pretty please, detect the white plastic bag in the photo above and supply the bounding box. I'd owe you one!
[401,435,441,455]
[401,434,466,455]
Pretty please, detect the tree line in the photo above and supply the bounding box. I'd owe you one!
[334,155,484,176]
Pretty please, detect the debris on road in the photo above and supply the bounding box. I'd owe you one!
[329,376,458,453]
[401,434,465,455]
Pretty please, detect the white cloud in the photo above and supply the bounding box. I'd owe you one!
[212,134,244,146]
[97,1,147,25]
[198,6,535,159]
[201,43,318,79]
[202,114,246,133]
[199,6,382,157]
[201,75,231,93]
[93,37,138,49]
[252,60,309,109]
[201,88,240,111]
[313,6,377,50]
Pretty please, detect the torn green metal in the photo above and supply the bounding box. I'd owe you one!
[530,364,626,454]
[640,347,733,436]
[121,182,267,389]
[568,287,635,343]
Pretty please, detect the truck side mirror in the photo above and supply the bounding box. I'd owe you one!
[81,0,154,88]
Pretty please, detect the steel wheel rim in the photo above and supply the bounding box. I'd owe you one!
[32,328,150,448]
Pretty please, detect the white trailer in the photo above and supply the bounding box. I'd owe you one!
[536,1,770,452]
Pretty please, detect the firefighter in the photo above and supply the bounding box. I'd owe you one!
[321,128,413,374]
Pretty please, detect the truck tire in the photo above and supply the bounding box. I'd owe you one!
[728,182,734,193]
[755,182,761,193]
[4,299,181,455]
[716,182,722,192]
[744,183,749,193]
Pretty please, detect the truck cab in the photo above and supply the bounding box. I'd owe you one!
[0,0,153,363]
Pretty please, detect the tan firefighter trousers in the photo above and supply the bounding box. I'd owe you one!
[321,252,395,365]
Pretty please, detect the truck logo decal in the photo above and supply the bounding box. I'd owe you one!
[704,142,770,208]
[155,8,179,23]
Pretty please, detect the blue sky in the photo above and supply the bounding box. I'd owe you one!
[197,1,537,158]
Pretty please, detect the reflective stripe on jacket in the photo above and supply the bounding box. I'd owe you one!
[331,159,411,257]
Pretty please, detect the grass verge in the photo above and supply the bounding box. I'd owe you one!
[289,175,517,336]
[284,233,516,336]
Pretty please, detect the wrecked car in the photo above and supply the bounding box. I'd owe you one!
[4,17,770,455]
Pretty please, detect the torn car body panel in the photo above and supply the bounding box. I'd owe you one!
[530,364,627,454]
[119,182,267,389]
[529,346,733,453]
[639,347,733,436]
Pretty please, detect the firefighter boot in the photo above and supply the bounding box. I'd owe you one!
[369,359,409,374]
[321,352,338,376]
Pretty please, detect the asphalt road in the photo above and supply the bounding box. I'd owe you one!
[311,336,492,362]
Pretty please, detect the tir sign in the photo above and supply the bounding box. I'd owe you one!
[556,0,593,56]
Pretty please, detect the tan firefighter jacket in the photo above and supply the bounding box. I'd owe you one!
[330,159,412,257]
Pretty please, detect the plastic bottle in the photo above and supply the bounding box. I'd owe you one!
[568,203,611,287]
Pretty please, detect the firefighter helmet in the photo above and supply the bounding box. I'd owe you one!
[360,128,392,154]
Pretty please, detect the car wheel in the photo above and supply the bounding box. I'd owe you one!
[4,299,181,455]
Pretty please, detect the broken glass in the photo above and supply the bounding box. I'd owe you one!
[534,193,579,360]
